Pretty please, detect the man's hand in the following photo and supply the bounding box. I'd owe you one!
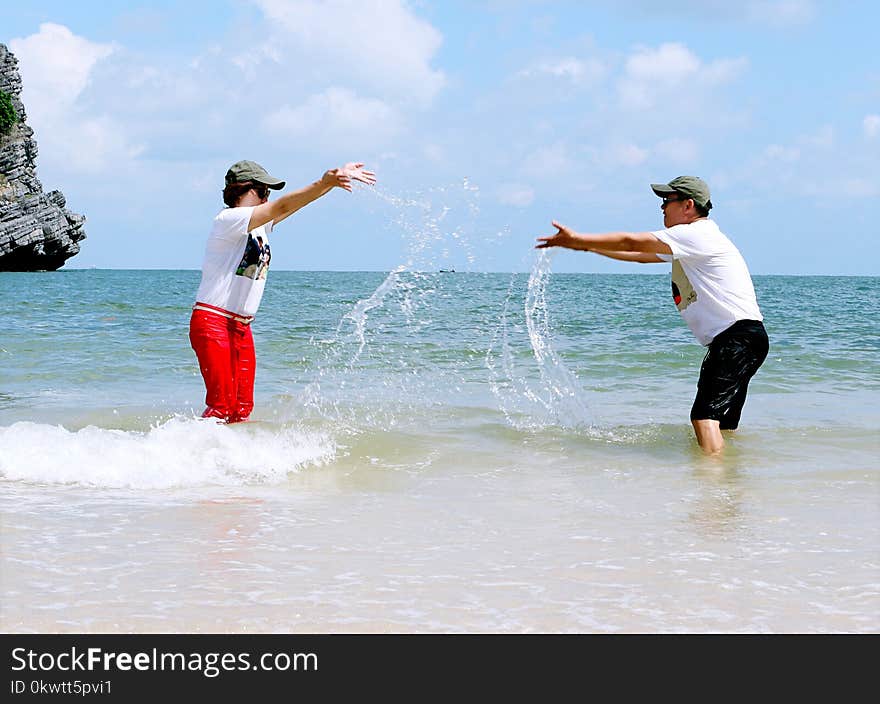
[323,162,377,192]
[535,221,586,250]
[535,223,673,256]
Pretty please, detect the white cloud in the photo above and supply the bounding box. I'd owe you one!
[654,137,700,164]
[764,144,801,162]
[863,115,880,139]
[754,126,833,174]
[801,125,834,149]
[746,0,816,26]
[837,178,879,198]
[68,117,146,172]
[625,43,701,84]
[497,183,535,207]
[8,13,435,176]
[422,144,445,164]
[737,121,878,202]
[611,0,816,27]
[618,43,747,109]
[9,24,143,174]
[521,143,573,179]
[611,143,648,167]
[517,57,606,85]
[9,23,115,116]
[701,57,751,84]
[263,87,400,146]
[253,0,445,106]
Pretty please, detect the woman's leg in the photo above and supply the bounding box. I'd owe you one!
[189,310,235,421]
[230,322,256,423]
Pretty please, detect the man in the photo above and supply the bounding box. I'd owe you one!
[536,176,768,453]
[190,159,376,423]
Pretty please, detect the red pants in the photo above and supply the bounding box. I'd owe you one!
[189,308,256,423]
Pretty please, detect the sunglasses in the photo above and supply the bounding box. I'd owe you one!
[660,195,690,209]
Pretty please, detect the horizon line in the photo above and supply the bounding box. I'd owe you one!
[17,268,880,278]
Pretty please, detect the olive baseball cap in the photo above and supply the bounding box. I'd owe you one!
[225,160,286,190]
[651,175,712,210]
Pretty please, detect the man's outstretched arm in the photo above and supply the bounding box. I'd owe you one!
[589,249,666,263]
[535,221,672,255]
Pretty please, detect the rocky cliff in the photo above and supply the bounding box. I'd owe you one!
[0,43,86,271]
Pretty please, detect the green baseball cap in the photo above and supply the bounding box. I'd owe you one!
[651,175,712,210]
[225,160,286,190]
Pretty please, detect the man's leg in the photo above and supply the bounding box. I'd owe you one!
[692,418,724,453]
[691,346,726,453]
[720,330,768,430]
[719,384,748,430]
[690,321,769,451]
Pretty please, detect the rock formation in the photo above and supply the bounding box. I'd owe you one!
[0,43,86,271]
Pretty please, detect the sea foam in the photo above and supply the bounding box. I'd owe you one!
[0,416,335,489]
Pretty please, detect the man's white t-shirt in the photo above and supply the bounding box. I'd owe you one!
[652,219,762,346]
[195,206,273,318]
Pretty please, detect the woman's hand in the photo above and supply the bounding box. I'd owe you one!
[323,162,377,191]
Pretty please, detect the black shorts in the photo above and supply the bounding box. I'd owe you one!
[691,320,769,430]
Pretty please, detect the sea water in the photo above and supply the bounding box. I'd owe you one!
[1,196,877,632]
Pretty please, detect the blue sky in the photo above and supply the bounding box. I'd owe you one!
[4,1,878,274]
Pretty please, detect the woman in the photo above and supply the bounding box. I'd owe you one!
[190,159,376,423]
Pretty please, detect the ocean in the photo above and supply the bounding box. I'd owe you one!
[1,265,878,633]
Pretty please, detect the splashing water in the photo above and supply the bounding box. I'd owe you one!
[369,178,482,272]
[341,265,407,362]
[488,251,595,431]
[291,180,494,429]
[283,181,595,436]
[0,416,335,489]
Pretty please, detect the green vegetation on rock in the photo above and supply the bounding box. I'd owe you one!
[0,89,18,135]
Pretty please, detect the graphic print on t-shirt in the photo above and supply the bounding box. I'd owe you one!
[671,259,697,311]
[235,233,271,280]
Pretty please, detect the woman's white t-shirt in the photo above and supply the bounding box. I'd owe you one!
[194,206,273,318]
[653,219,762,346]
